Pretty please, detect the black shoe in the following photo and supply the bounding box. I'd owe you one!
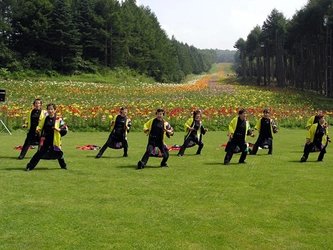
[137,161,144,169]
[95,155,101,158]
[224,161,229,165]
[238,161,246,164]
[160,163,169,167]
[25,167,30,172]
[177,154,182,157]
[61,166,68,170]
[18,155,24,160]
[196,152,201,155]
[300,157,306,162]
[123,154,128,157]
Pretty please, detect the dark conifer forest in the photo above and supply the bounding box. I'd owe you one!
[0,0,217,82]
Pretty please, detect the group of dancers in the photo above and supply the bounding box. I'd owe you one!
[18,99,330,171]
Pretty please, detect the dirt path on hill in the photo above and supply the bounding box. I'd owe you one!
[206,72,238,95]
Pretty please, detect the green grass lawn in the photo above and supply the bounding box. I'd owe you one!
[1,129,333,249]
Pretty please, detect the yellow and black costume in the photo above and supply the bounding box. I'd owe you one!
[137,111,173,169]
[251,111,277,155]
[96,114,131,158]
[18,107,47,159]
[178,111,206,156]
[301,116,330,162]
[224,110,253,165]
[26,114,68,171]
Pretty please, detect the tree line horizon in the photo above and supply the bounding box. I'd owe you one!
[0,0,221,83]
[233,0,333,98]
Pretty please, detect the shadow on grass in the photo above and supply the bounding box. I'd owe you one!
[116,164,172,170]
[88,155,127,159]
[2,167,27,171]
[0,156,26,160]
[290,160,325,163]
[289,160,303,163]
[115,165,137,169]
[203,162,232,166]
[169,154,205,157]
[2,167,58,171]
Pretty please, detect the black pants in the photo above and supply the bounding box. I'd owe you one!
[302,143,326,161]
[96,134,128,157]
[141,140,169,165]
[252,136,272,155]
[27,140,66,170]
[19,131,39,158]
[97,143,128,157]
[178,136,203,156]
[224,138,247,164]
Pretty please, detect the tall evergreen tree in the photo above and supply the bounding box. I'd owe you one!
[0,0,16,69]
[47,0,81,74]
[262,9,286,87]
[144,10,180,82]
[94,0,124,68]
[75,0,101,68]
[11,0,53,61]
[120,0,144,71]
[183,43,194,75]
[234,38,247,79]
[246,26,262,85]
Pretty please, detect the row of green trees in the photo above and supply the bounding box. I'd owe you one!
[233,0,333,97]
[216,50,236,63]
[0,0,217,82]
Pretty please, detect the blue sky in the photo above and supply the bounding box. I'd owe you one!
[136,0,308,50]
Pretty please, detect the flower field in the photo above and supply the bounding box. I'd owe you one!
[0,64,332,132]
